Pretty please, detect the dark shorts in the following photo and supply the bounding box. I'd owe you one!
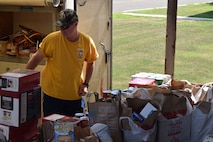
[43,93,83,117]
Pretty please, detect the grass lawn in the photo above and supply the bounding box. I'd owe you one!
[112,2,213,90]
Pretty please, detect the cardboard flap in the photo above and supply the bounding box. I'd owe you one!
[195,101,211,114]
[161,95,187,119]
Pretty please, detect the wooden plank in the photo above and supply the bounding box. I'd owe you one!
[165,0,177,79]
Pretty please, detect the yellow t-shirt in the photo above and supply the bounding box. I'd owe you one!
[40,31,99,100]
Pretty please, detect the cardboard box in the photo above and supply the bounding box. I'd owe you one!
[0,118,38,142]
[42,113,80,124]
[42,114,67,123]
[0,69,40,92]
[0,86,41,127]
[0,40,7,54]
[42,114,80,142]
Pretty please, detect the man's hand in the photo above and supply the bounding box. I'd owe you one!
[78,83,88,96]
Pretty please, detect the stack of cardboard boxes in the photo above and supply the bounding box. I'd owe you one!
[0,69,41,141]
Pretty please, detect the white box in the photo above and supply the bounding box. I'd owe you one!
[0,86,41,127]
[0,69,40,92]
[139,102,157,119]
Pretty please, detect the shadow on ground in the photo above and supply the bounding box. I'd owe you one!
[189,2,213,18]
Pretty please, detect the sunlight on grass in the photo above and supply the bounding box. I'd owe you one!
[112,3,213,89]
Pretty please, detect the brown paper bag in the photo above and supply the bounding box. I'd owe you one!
[161,95,187,119]
[126,98,160,130]
[87,92,122,142]
[120,98,159,142]
[119,116,157,142]
[74,126,91,142]
[79,133,99,142]
[157,94,193,142]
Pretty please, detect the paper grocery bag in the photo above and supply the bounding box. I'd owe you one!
[192,82,213,103]
[191,101,213,142]
[79,133,99,142]
[87,92,122,142]
[119,116,157,142]
[121,97,160,142]
[74,126,90,141]
[157,114,191,142]
[126,97,160,130]
[157,95,193,142]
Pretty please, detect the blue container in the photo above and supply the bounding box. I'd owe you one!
[132,112,145,122]
[54,120,74,142]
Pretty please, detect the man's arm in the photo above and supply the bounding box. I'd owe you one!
[84,62,94,85]
[78,62,95,96]
[26,49,44,69]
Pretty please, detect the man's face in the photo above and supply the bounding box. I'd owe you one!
[60,22,77,38]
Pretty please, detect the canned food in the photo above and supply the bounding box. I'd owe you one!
[80,116,89,128]
[74,113,84,118]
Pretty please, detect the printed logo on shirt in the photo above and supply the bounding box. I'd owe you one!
[77,47,84,59]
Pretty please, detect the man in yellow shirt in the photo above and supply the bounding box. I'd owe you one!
[26,9,99,117]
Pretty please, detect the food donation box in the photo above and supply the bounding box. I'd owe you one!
[0,86,41,127]
[0,69,41,127]
[0,118,38,142]
[0,68,40,92]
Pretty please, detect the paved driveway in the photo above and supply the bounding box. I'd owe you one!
[113,0,213,13]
